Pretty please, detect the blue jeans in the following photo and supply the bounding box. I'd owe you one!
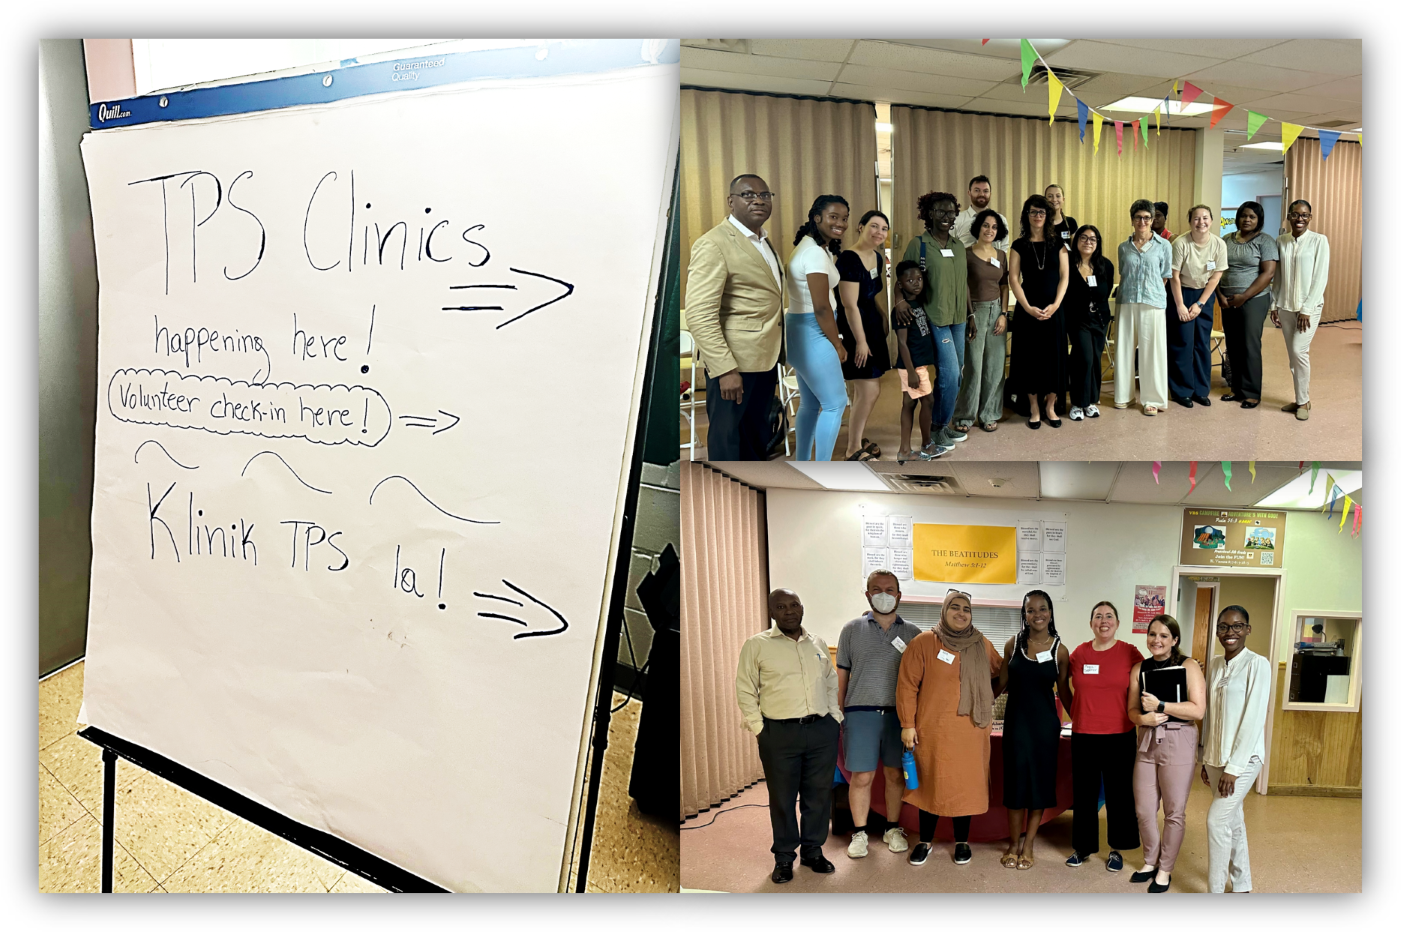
[931,322,967,429]
[785,312,848,461]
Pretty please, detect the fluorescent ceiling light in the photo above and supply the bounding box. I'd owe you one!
[1257,469,1362,509]
[875,122,894,133]
[788,462,890,492]
[1239,141,1284,150]
[1103,96,1215,116]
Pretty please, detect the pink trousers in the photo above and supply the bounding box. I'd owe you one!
[1133,723,1196,873]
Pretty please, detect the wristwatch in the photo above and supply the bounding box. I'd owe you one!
[1156,701,1166,714]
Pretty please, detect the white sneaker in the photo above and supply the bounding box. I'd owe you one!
[847,830,869,858]
[883,827,909,853]
[1086,404,1101,418]
[1069,406,1084,421]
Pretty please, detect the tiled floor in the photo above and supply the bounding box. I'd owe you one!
[39,661,677,893]
[681,778,1362,893]
[684,322,1362,462]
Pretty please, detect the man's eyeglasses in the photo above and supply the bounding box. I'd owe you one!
[732,191,775,202]
[1216,622,1249,635]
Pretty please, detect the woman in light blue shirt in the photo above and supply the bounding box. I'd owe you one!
[1114,199,1174,416]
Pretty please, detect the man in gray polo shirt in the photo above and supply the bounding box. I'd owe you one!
[836,570,922,858]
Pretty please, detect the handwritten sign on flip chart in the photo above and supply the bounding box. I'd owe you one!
[78,59,677,893]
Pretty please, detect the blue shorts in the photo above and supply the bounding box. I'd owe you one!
[842,709,904,773]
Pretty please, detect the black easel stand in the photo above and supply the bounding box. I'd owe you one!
[79,726,447,892]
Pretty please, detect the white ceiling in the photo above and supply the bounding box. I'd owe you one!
[682,38,1361,174]
[707,460,1362,510]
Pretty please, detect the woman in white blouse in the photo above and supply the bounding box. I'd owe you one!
[1271,199,1331,421]
[786,195,851,460]
[1198,605,1271,894]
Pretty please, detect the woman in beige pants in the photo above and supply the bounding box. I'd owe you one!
[1114,200,1174,415]
[1127,615,1205,892]
[1270,199,1331,421]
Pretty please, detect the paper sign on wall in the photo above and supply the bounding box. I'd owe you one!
[890,548,914,580]
[912,523,1017,584]
[1040,552,1066,587]
[863,515,889,548]
[1133,585,1168,634]
[1017,551,1042,585]
[1042,521,1066,552]
[888,515,914,548]
[863,547,890,578]
[1017,521,1043,550]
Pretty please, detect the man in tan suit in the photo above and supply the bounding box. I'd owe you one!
[685,174,785,460]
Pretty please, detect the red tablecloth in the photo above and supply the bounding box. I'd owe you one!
[839,731,1074,843]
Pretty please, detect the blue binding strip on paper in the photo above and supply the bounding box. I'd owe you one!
[89,39,679,130]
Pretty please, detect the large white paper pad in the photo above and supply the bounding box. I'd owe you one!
[78,62,677,893]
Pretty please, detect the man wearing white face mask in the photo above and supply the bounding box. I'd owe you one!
[835,571,921,859]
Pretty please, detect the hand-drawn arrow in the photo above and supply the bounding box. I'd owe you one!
[442,266,575,329]
[397,410,460,435]
[473,580,569,640]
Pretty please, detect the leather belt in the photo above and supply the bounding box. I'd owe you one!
[766,714,824,725]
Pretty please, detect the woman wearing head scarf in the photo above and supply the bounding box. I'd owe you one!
[998,590,1072,869]
[896,590,1003,867]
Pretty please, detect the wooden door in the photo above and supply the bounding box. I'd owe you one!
[1190,585,1215,668]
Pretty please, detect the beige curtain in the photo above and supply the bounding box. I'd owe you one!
[680,462,768,820]
[1284,137,1362,323]
[891,106,1196,265]
[680,88,880,300]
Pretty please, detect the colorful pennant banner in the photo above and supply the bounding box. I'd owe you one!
[1339,495,1352,531]
[1248,461,1256,483]
[1310,461,1320,494]
[1222,462,1232,491]
[1011,40,1359,163]
[1152,461,1161,485]
[1246,110,1269,140]
[1352,504,1362,537]
[1188,461,1198,494]
[1323,474,1335,511]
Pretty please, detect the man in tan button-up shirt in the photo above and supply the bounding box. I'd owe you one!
[686,174,785,460]
[735,588,841,883]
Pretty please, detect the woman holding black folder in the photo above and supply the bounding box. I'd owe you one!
[1127,615,1205,893]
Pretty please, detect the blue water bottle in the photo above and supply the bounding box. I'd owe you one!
[902,747,919,790]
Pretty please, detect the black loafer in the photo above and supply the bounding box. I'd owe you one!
[1045,416,1062,428]
[1221,393,1242,402]
[1171,395,1193,408]
[953,842,972,865]
[771,863,793,884]
[800,853,836,874]
[1241,399,1259,409]
[1192,395,1212,406]
[1148,874,1172,893]
[1130,868,1156,883]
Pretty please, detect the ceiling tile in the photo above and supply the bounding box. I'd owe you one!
[834,64,996,98]
[963,97,1059,118]
[679,69,835,98]
[1239,39,1362,76]
[1072,72,1169,102]
[967,81,1047,103]
[847,41,1022,81]
[1173,83,1277,105]
[1095,38,1287,59]
[1183,61,1337,93]
[883,39,1071,62]
[1246,92,1359,114]
[1296,75,1362,101]
[1042,41,1219,78]
[746,39,857,62]
[838,86,974,110]
[680,47,843,81]
[1299,112,1362,128]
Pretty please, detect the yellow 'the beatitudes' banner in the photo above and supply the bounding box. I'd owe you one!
[913,524,1017,584]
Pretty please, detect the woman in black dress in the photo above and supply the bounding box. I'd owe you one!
[1063,225,1115,421]
[998,590,1072,870]
[836,210,892,460]
[1007,195,1070,428]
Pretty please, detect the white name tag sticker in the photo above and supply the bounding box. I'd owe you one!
[940,248,955,258]
[1087,274,1097,287]
[1083,664,1100,674]
[892,637,907,654]
[1207,260,1217,270]
[1036,649,1054,663]
[937,649,956,664]
[1061,231,1071,239]
[990,257,1001,268]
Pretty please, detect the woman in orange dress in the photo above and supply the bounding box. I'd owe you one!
[896,591,1004,866]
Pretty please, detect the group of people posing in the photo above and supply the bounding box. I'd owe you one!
[735,573,1270,892]
[687,173,1331,462]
